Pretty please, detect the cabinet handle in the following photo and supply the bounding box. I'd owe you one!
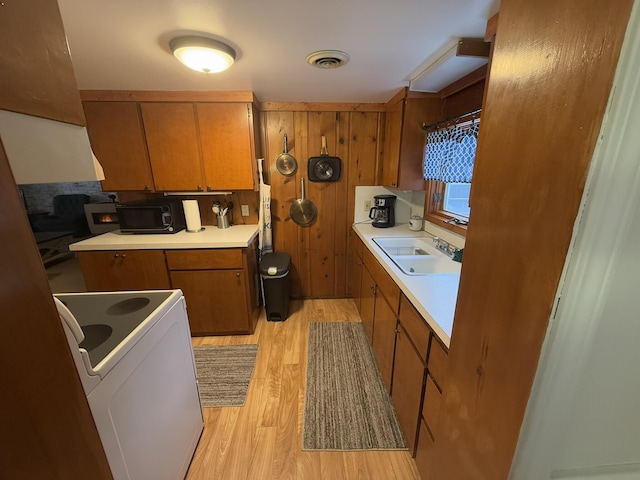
[144,185,151,191]
[206,185,212,191]
[236,272,241,278]
[114,253,120,258]
[197,185,203,192]
[121,254,127,258]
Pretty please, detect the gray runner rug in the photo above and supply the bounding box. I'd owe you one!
[193,344,258,407]
[303,322,407,451]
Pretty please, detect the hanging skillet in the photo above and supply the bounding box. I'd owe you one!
[308,135,342,182]
[276,134,298,176]
[290,178,317,226]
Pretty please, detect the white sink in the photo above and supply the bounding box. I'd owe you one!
[372,237,461,276]
[372,237,433,255]
[392,256,461,275]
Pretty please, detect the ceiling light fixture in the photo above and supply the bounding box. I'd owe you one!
[306,50,350,69]
[169,36,236,74]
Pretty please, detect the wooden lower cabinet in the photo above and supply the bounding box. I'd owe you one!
[169,269,249,335]
[360,265,376,342]
[415,419,435,480]
[371,295,397,392]
[77,250,170,291]
[77,243,260,336]
[351,245,364,314]
[391,323,426,454]
[166,246,260,336]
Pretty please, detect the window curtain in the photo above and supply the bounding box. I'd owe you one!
[423,120,480,182]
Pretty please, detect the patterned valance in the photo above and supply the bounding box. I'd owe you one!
[423,120,480,183]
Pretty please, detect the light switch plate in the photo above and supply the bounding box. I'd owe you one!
[241,204,250,217]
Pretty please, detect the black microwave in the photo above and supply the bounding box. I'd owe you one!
[116,200,186,234]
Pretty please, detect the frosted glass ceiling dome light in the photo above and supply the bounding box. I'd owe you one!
[169,36,236,73]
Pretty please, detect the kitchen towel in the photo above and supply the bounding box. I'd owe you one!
[182,200,202,232]
[257,158,273,255]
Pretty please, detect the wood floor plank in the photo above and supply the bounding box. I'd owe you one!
[186,299,419,480]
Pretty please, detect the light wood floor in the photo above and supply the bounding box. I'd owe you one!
[187,299,420,480]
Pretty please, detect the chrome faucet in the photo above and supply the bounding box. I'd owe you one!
[432,237,463,262]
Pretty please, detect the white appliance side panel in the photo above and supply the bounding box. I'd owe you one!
[88,299,203,480]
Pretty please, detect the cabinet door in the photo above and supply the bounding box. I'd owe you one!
[371,296,397,392]
[360,265,376,343]
[351,247,363,313]
[140,103,204,191]
[0,0,84,125]
[169,269,249,335]
[77,250,170,291]
[391,324,426,454]
[197,103,255,191]
[83,102,154,191]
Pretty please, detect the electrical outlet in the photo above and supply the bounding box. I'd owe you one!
[241,204,250,217]
[364,200,371,212]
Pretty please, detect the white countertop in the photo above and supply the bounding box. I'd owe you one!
[353,223,460,347]
[70,225,259,251]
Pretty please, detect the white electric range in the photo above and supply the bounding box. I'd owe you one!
[54,289,203,480]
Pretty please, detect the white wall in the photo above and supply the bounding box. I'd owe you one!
[510,2,640,477]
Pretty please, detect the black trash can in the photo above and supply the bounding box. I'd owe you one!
[259,252,291,321]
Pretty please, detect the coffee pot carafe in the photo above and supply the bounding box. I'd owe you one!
[369,194,396,228]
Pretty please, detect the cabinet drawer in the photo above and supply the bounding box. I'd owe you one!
[351,230,364,259]
[422,374,442,434]
[414,419,435,480]
[428,336,449,389]
[363,248,400,313]
[166,249,243,270]
[399,294,430,362]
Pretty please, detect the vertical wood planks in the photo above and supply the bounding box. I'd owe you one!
[263,108,382,298]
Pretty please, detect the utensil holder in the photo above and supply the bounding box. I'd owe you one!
[217,214,230,229]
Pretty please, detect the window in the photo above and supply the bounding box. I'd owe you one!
[423,112,480,234]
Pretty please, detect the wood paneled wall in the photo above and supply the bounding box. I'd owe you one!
[261,108,383,298]
[430,0,634,478]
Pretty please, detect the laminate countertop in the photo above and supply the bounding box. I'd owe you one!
[353,223,461,348]
[69,225,259,251]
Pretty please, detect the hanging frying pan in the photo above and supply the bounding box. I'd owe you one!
[290,178,317,226]
[308,135,341,182]
[276,134,298,176]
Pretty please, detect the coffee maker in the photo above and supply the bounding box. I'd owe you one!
[369,194,396,228]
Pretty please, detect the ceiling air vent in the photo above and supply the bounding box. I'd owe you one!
[306,50,350,69]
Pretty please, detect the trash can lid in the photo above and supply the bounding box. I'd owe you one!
[259,252,291,276]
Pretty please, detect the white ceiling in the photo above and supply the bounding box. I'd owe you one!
[57,0,499,104]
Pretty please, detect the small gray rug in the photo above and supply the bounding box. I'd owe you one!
[303,322,407,451]
[193,344,258,407]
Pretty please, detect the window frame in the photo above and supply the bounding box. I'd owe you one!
[424,179,469,236]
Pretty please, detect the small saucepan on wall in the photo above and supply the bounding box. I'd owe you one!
[276,134,297,176]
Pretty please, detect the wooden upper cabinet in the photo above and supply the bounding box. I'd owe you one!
[197,103,256,190]
[140,102,204,191]
[0,0,84,125]
[381,89,443,190]
[83,101,155,191]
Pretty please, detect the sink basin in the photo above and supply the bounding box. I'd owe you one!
[372,237,433,256]
[372,236,461,275]
[392,256,461,275]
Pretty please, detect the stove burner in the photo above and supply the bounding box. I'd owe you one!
[79,324,113,351]
[107,297,151,316]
